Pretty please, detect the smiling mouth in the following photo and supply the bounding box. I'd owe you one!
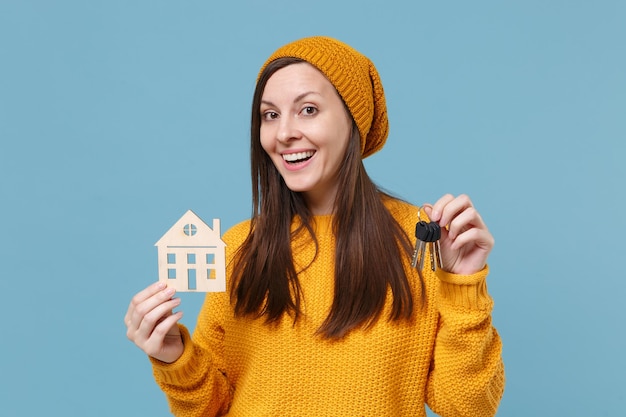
[282,151,315,164]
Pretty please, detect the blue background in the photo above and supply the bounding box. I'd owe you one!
[1,1,624,416]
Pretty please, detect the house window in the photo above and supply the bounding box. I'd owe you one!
[207,268,216,279]
[206,253,215,264]
[183,224,197,236]
[168,269,176,279]
[188,269,197,290]
[167,253,176,264]
[187,253,196,264]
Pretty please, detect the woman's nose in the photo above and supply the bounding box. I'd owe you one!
[276,116,302,143]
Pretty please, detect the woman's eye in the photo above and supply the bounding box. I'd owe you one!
[302,106,317,116]
[263,111,279,120]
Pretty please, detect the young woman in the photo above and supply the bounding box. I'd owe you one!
[125,36,505,416]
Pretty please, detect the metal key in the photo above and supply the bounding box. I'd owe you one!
[411,210,443,271]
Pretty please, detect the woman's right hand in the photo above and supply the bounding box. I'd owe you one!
[125,281,184,364]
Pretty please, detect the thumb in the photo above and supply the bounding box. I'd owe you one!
[421,204,435,222]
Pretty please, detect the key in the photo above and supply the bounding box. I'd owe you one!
[428,222,443,271]
[411,221,428,270]
[411,210,444,271]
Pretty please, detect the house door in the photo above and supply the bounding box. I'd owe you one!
[187,269,197,290]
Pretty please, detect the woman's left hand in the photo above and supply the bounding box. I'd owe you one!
[423,194,494,275]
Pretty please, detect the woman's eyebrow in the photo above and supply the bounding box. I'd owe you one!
[293,91,321,103]
[261,91,322,108]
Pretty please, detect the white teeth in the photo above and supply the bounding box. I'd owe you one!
[282,151,314,162]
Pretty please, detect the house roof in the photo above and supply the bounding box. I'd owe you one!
[154,209,225,248]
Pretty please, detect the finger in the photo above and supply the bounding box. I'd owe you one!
[126,287,176,342]
[447,206,485,240]
[151,311,183,341]
[128,286,176,332]
[438,194,473,229]
[134,297,181,344]
[143,312,184,358]
[128,296,179,345]
[448,226,494,253]
[428,194,455,223]
[125,281,166,327]
[421,203,433,220]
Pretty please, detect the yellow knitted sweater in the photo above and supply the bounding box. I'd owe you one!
[151,199,505,416]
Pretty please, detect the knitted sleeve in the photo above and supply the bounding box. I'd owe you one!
[425,267,506,417]
[149,318,233,417]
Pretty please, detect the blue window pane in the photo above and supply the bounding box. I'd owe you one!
[167,269,176,279]
[206,253,215,264]
[187,253,196,264]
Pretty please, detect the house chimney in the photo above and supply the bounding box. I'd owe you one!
[212,218,221,236]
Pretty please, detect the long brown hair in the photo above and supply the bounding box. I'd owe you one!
[230,57,420,339]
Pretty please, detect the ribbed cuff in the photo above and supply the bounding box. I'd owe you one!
[150,324,207,386]
[435,265,493,310]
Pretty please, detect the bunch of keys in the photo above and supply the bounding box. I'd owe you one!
[411,207,443,271]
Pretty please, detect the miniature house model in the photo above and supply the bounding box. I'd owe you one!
[155,210,226,292]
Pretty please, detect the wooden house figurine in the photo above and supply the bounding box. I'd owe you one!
[155,210,226,292]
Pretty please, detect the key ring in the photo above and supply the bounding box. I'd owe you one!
[417,203,433,222]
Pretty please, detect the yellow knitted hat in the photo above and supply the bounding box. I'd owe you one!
[258,36,388,158]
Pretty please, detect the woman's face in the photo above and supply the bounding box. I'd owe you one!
[259,63,352,215]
